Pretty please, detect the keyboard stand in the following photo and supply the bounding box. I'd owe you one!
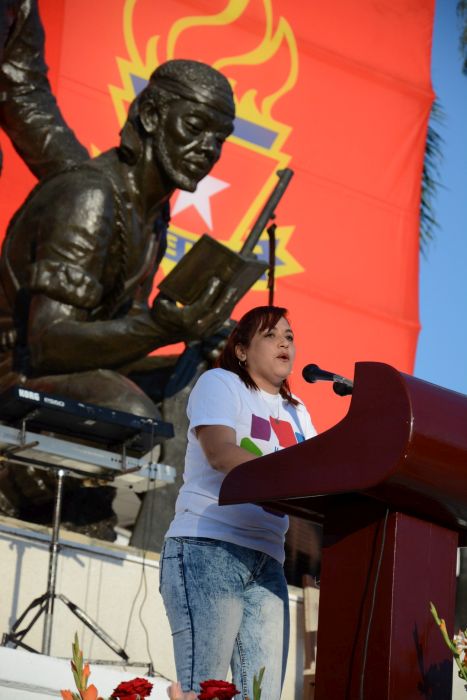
[0,413,175,659]
[2,466,129,660]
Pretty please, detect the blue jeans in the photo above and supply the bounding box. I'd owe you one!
[159,537,290,700]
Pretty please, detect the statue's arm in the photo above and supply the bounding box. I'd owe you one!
[28,281,238,374]
[24,174,238,374]
[28,295,175,373]
[0,0,88,178]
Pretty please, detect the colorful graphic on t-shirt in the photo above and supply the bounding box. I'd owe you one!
[251,414,271,441]
[240,437,263,456]
[246,412,305,454]
[269,417,296,447]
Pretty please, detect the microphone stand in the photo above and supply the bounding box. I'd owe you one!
[332,380,353,397]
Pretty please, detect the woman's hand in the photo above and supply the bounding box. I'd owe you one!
[167,681,197,700]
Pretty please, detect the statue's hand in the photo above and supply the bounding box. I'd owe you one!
[152,277,238,341]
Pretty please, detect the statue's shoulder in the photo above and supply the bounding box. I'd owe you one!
[28,149,117,194]
[14,154,120,223]
[6,155,123,244]
[44,155,117,196]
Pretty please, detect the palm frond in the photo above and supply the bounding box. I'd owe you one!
[457,0,467,74]
[420,100,444,255]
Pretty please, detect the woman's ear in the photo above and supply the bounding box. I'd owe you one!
[139,100,159,134]
[235,344,246,362]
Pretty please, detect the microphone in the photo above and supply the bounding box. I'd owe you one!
[302,363,353,396]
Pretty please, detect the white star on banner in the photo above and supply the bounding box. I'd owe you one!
[171,175,230,230]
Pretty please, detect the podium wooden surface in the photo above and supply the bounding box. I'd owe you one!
[219,362,467,699]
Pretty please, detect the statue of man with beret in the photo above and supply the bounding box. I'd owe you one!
[0,58,236,415]
[0,59,237,530]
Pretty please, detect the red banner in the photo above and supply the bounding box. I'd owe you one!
[0,0,435,430]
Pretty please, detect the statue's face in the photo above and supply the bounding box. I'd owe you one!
[153,98,234,192]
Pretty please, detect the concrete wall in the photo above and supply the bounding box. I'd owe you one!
[0,516,308,700]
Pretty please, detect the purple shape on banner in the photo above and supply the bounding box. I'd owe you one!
[251,414,271,441]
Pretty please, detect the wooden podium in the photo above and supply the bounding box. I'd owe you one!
[219,362,467,699]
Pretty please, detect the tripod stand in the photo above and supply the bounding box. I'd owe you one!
[2,467,129,660]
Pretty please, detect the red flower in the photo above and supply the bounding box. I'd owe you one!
[198,680,240,700]
[111,678,153,699]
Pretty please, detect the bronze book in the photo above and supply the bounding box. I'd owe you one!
[158,234,268,306]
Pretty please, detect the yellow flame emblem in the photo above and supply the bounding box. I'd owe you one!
[108,0,303,285]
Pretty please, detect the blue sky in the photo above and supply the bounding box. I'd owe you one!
[414,0,467,395]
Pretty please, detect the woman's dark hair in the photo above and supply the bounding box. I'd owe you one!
[218,305,299,406]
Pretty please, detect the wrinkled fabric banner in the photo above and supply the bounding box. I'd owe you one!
[0,0,435,430]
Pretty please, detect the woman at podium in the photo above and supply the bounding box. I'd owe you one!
[159,305,316,700]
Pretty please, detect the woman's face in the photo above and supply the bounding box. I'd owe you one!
[236,316,296,394]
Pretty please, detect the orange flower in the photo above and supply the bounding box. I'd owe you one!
[83,664,91,680]
[61,691,74,700]
[80,684,99,700]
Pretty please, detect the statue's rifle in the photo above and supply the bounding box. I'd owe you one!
[158,168,294,307]
[239,167,293,255]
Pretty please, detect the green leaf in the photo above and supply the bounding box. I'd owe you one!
[70,632,87,692]
[430,603,467,683]
[252,667,265,700]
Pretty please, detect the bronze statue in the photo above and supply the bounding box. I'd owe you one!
[0,59,237,413]
[0,58,238,533]
[0,0,88,177]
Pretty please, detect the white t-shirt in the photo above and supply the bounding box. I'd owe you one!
[165,368,317,563]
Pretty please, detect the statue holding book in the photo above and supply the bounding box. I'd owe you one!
[0,59,238,414]
[0,59,241,527]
